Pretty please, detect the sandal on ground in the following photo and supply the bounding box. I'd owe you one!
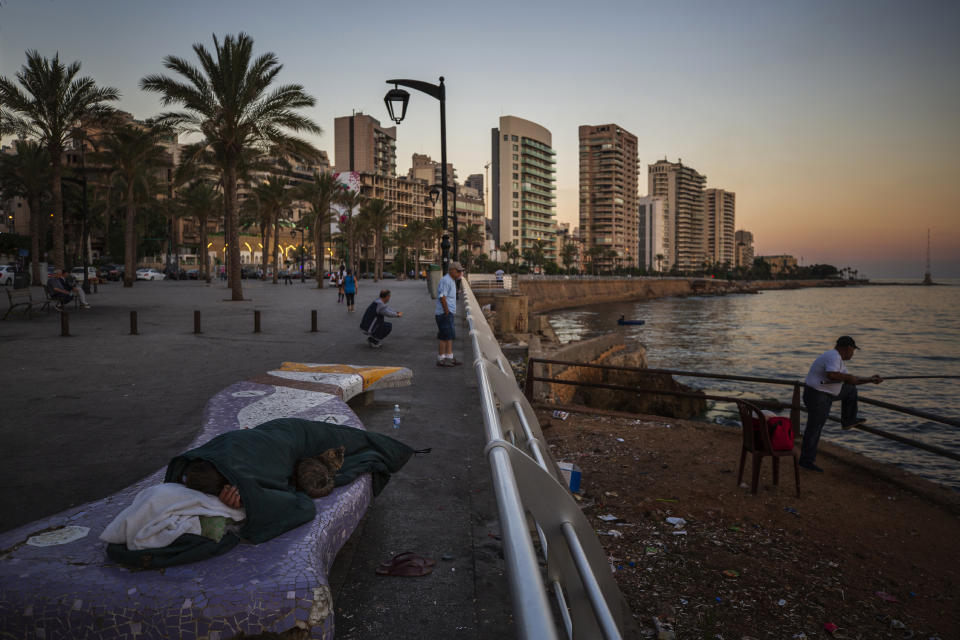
[375,555,435,577]
[378,551,436,570]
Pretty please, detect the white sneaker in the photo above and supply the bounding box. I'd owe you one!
[82,303,91,309]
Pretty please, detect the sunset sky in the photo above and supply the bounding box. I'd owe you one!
[2,0,958,278]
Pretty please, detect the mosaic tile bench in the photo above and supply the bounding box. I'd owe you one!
[0,363,413,640]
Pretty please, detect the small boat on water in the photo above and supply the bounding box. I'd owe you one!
[617,315,645,326]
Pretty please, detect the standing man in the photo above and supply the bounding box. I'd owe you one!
[799,336,883,472]
[435,261,463,367]
[360,289,402,348]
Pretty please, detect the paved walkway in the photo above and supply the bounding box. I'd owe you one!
[0,277,515,638]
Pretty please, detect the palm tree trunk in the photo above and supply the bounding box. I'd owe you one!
[29,194,42,286]
[123,183,136,288]
[49,147,65,270]
[261,222,270,278]
[271,211,280,284]
[224,162,243,300]
[200,220,210,283]
[314,224,325,289]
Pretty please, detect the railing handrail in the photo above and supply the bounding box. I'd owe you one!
[525,358,960,463]
[463,282,629,640]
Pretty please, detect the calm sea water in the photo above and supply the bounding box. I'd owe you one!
[547,280,960,490]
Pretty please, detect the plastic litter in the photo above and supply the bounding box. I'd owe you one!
[645,546,659,555]
[722,569,739,578]
[656,498,678,503]
[784,506,799,516]
[598,514,620,521]
[823,622,838,634]
[671,530,687,536]
[729,525,741,532]
[598,529,623,538]
[890,619,906,629]
[652,616,675,640]
[777,598,786,606]
[551,410,570,421]
[665,517,686,528]
[875,591,900,603]
[616,437,625,442]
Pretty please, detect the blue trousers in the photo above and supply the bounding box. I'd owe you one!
[800,383,858,465]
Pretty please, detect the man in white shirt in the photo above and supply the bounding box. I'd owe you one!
[435,261,463,367]
[799,336,883,472]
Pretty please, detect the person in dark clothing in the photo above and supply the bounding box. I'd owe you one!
[46,269,76,310]
[360,289,402,348]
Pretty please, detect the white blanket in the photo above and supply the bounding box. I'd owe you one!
[100,483,245,550]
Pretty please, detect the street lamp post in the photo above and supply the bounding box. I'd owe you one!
[430,183,458,260]
[384,76,451,274]
[290,227,306,283]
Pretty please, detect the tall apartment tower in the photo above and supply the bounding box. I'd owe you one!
[408,153,455,186]
[735,229,754,269]
[637,196,668,271]
[464,173,483,195]
[704,188,736,267]
[334,113,397,177]
[491,116,556,257]
[648,159,707,271]
[579,124,639,269]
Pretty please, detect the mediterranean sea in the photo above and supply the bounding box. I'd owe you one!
[546,279,960,490]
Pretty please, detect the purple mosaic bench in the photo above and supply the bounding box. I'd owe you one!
[0,363,413,639]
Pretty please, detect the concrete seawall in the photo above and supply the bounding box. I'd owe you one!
[516,278,848,313]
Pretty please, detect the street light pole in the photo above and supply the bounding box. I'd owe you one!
[384,76,451,274]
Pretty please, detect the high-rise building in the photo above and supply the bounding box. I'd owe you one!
[579,124,639,270]
[465,173,483,195]
[491,116,556,260]
[334,113,396,177]
[408,153,455,187]
[356,173,436,263]
[735,229,754,269]
[704,188,736,267]
[648,159,707,271]
[637,196,668,272]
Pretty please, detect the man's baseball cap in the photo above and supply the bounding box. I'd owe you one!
[448,261,464,272]
[835,336,859,349]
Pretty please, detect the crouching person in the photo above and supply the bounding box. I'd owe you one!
[360,289,402,348]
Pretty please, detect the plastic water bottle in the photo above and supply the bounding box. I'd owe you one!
[392,404,401,430]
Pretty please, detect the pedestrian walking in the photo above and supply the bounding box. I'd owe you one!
[337,267,345,304]
[343,269,357,312]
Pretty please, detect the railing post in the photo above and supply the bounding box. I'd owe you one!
[194,310,202,334]
[130,310,138,335]
[60,310,70,337]
[524,357,536,401]
[311,309,318,332]
[253,310,261,333]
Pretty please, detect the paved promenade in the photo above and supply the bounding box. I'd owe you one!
[0,277,514,638]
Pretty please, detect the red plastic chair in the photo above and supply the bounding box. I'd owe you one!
[736,398,800,497]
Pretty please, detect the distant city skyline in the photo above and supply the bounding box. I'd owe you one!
[2,0,958,277]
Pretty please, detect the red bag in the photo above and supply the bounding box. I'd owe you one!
[753,411,795,451]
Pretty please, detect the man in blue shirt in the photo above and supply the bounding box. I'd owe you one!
[435,262,463,367]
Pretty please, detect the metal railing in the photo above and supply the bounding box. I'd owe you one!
[524,358,960,464]
[463,281,630,640]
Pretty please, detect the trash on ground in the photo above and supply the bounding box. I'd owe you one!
[616,437,625,442]
[823,622,839,634]
[777,598,786,606]
[784,507,799,516]
[875,591,900,603]
[656,498,678,503]
[652,615,675,640]
[598,514,620,521]
[665,517,686,528]
[672,530,687,536]
[552,410,570,421]
[599,529,623,538]
[722,569,739,578]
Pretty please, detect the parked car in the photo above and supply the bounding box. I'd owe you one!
[163,267,187,280]
[69,266,99,283]
[0,265,14,286]
[186,269,199,280]
[136,268,166,281]
[98,264,120,281]
[240,266,261,279]
[381,271,396,279]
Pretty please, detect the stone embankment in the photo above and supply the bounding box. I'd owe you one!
[517,277,848,313]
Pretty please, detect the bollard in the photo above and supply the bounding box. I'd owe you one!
[254,310,261,333]
[130,310,138,335]
[311,309,318,332]
[60,310,70,337]
[194,310,202,334]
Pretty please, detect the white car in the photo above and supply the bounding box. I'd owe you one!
[136,268,166,281]
[0,265,14,285]
[70,266,98,283]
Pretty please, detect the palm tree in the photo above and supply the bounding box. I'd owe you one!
[655,253,665,274]
[531,238,549,272]
[425,217,446,263]
[586,246,604,275]
[0,139,50,285]
[250,176,293,284]
[141,33,320,300]
[360,198,393,281]
[176,180,221,281]
[333,189,364,274]
[603,248,618,274]
[458,223,484,266]
[296,171,344,288]
[406,219,428,278]
[93,123,172,286]
[391,224,412,278]
[0,51,119,270]
[560,240,578,275]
